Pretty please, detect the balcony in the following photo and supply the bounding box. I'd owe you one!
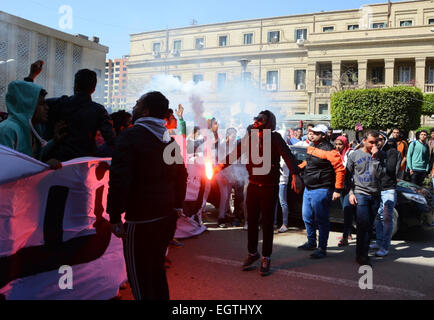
[425,84,434,93]
[316,86,331,94]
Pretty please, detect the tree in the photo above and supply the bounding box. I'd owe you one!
[422,93,434,116]
[331,86,423,132]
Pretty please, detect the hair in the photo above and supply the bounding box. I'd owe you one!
[110,110,132,135]
[74,69,97,94]
[142,91,169,119]
[39,89,47,98]
[430,128,434,134]
[193,126,201,135]
[363,129,380,140]
[307,123,314,128]
[295,127,303,132]
[166,108,174,119]
[207,117,217,129]
[392,128,400,133]
[419,130,428,138]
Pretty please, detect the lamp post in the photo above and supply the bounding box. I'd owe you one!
[238,59,251,125]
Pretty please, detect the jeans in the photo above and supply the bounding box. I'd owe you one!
[277,184,289,226]
[340,192,355,239]
[302,188,333,251]
[376,189,397,251]
[216,173,230,219]
[354,193,381,259]
[246,183,279,257]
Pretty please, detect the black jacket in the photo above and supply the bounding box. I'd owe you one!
[301,140,346,192]
[224,131,299,186]
[107,125,188,224]
[380,149,402,190]
[44,94,114,161]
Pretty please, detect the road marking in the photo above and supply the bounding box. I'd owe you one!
[197,255,426,298]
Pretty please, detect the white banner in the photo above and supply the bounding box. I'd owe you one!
[0,145,127,300]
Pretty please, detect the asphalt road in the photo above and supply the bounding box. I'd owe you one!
[120,210,434,300]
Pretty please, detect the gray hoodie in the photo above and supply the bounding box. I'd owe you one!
[346,149,384,196]
[134,117,171,143]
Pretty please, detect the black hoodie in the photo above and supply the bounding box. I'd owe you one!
[380,138,402,190]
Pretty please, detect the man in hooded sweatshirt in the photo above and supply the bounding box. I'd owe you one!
[0,80,61,169]
[217,110,303,276]
[107,91,187,300]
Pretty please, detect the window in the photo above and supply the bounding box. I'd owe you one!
[323,26,334,32]
[219,36,228,47]
[123,67,127,71]
[173,40,181,54]
[372,67,384,84]
[244,33,253,45]
[429,18,434,25]
[398,66,412,83]
[348,24,359,30]
[295,70,306,90]
[217,73,226,90]
[372,22,386,29]
[195,38,204,49]
[153,42,161,53]
[319,65,332,86]
[115,80,119,84]
[116,62,120,66]
[400,20,412,27]
[266,71,278,91]
[428,67,434,84]
[295,29,307,40]
[193,74,203,84]
[319,104,329,115]
[268,31,280,43]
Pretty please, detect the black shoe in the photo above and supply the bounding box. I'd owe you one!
[356,256,372,267]
[242,253,260,270]
[259,257,271,276]
[298,242,317,251]
[218,219,226,228]
[310,248,327,259]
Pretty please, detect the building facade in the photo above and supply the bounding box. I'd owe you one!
[0,11,108,112]
[128,0,434,126]
[104,56,129,112]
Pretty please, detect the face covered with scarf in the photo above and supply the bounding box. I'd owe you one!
[253,110,276,133]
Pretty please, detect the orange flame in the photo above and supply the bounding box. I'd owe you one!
[205,161,214,181]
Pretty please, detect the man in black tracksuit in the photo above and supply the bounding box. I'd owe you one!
[107,92,187,300]
[219,110,303,276]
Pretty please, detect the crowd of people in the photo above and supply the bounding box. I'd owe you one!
[1,60,434,300]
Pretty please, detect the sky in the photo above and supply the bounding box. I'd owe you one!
[1,0,399,58]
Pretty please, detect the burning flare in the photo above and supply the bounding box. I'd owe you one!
[205,161,214,181]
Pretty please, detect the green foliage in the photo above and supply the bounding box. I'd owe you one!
[331,86,423,131]
[422,94,434,116]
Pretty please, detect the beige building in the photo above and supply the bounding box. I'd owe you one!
[0,11,108,112]
[128,0,434,126]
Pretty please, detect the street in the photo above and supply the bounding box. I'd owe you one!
[120,209,434,300]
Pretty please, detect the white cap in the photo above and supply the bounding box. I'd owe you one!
[309,124,329,135]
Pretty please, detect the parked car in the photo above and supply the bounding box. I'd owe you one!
[288,146,433,236]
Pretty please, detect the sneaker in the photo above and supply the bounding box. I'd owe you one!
[218,219,226,228]
[369,243,381,251]
[169,239,184,248]
[375,248,389,257]
[242,253,260,270]
[356,256,372,267]
[243,223,248,231]
[259,257,271,276]
[338,238,349,247]
[298,242,317,251]
[232,218,241,227]
[310,248,327,259]
[278,225,289,233]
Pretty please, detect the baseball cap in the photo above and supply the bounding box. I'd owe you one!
[309,124,328,135]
